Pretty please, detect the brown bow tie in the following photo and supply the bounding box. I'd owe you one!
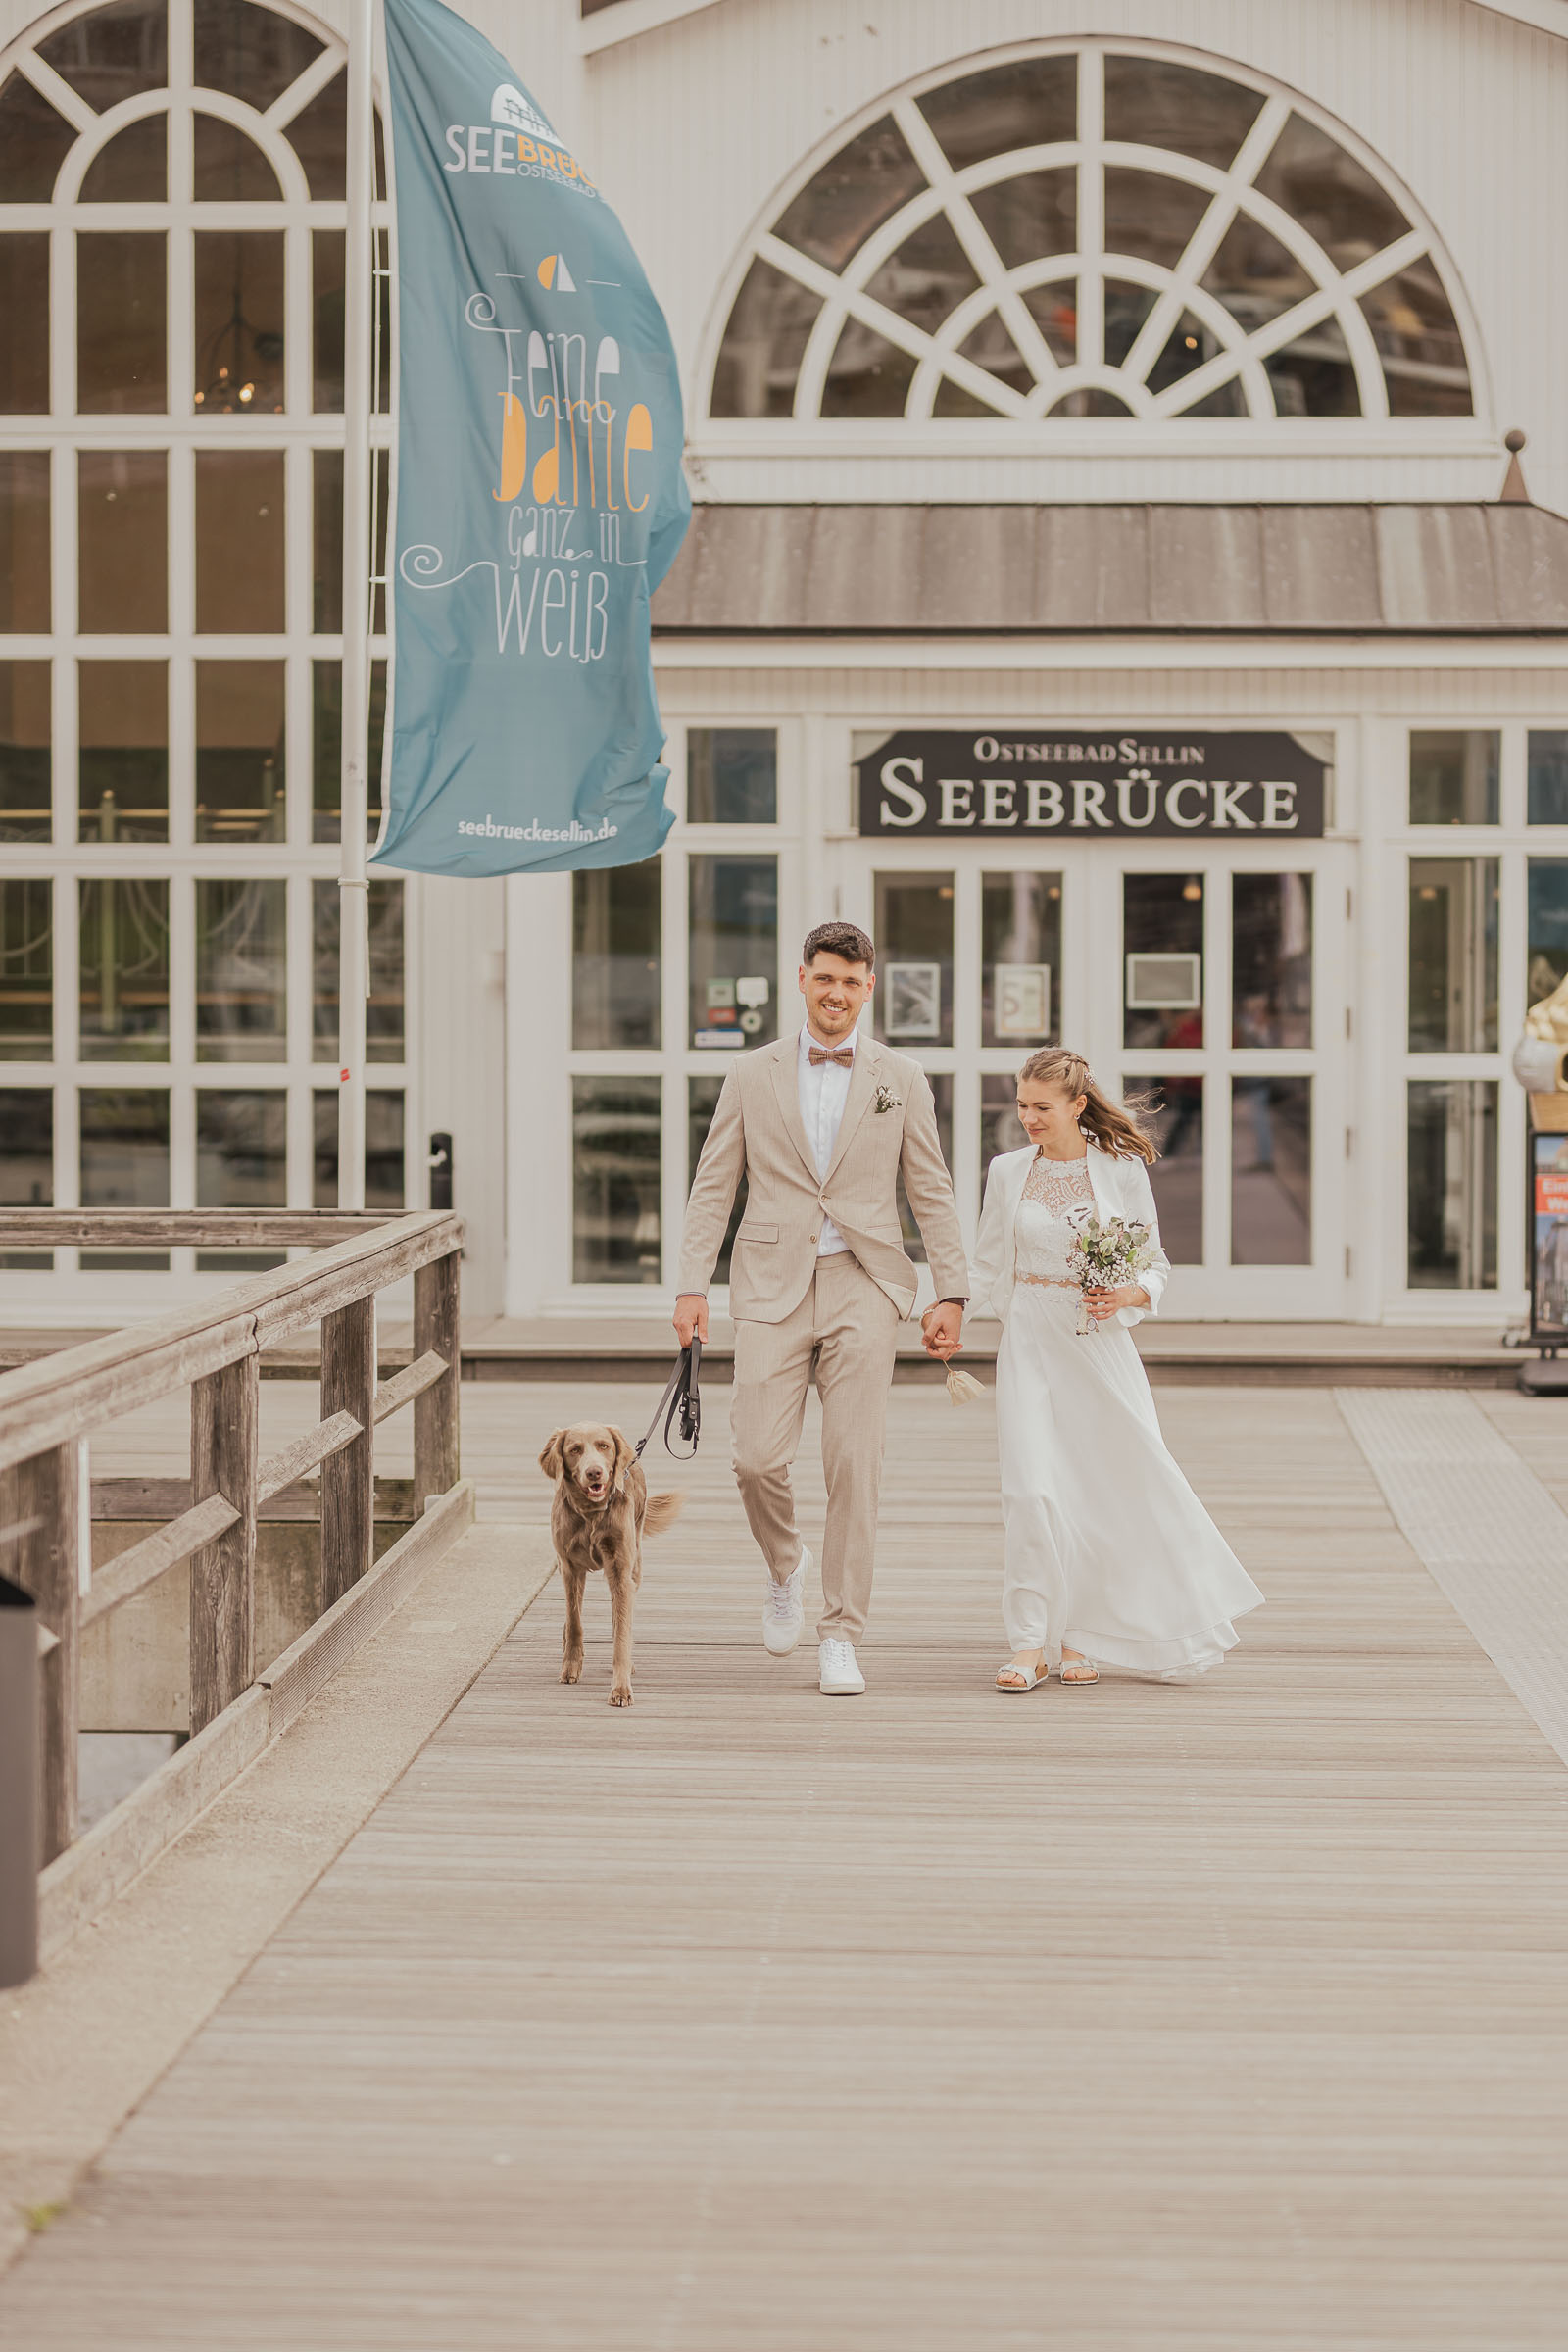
[808,1045,854,1068]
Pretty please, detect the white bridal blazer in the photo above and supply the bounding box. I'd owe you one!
[968,1142,1172,1330]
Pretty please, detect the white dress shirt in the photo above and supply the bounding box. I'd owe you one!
[797,1022,857,1256]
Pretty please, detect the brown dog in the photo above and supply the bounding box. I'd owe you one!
[538,1424,682,1706]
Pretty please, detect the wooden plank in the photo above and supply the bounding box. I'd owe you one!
[188,1356,259,1736]
[0,1445,79,1864]
[413,1253,462,1513]
[255,1411,363,1505]
[82,1494,239,1630]
[92,1476,416,1525]
[319,1300,375,1610]
[371,1350,447,1426]
[251,1214,462,1347]
[0,1212,387,1248]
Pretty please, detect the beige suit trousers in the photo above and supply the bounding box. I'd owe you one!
[729,1251,901,1642]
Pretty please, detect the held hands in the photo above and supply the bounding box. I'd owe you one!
[673,1294,709,1348]
[1082,1284,1151,1322]
[920,1300,964,1359]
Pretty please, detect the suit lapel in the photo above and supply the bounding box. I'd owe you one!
[823,1032,878,1184]
[769,1037,819,1182]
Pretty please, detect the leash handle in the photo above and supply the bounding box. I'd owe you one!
[632,1340,702,1463]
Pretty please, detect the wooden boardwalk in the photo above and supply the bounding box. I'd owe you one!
[5,1382,1568,2349]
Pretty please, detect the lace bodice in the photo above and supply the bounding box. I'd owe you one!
[1014,1152,1094,1281]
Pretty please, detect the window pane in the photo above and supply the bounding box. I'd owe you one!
[312,876,404,1062]
[195,1088,286,1270]
[195,450,284,632]
[80,114,167,200]
[1,453,51,630]
[935,315,1037,412]
[689,1075,747,1286]
[981,1073,1022,1206]
[196,660,284,841]
[1408,858,1498,1052]
[288,69,347,199]
[1103,55,1262,172]
[1232,1076,1311,1264]
[821,322,916,417]
[1124,1075,1203,1263]
[0,74,76,199]
[0,882,52,1058]
[77,232,167,413]
[1149,311,1239,407]
[687,728,777,824]
[863,216,977,337]
[1360,256,1471,416]
[1409,729,1499,825]
[193,0,320,108]
[196,876,286,1059]
[572,861,661,1049]
[1103,168,1209,271]
[79,1086,170,1267]
[192,113,279,199]
[710,257,821,419]
[1527,731,1568,826]
[897,1072,954,1264]
[773,115,922,270]
[0,1087,53,1269]
[313,447,342,627]
[573,1075,661,1284]
[1232,873,1312,1048]
[689,855,778,1051]
[0,236,49,412]
[920,55,1076,171]
[1264,318,1359,416]
[312,657,386,841]
[1407,1079,1497,1289]
[981,871,1060,1049]
[1123,873,1203,1050]
[312,1089,403,1210]
[79,660,167,842]
[194,231,284,413]
[1253,114,1410,270]
[0,661,51,840]
[78,877,169,1058]
[313,230,344,412]
[1201,216,1314,340]
[78,450,167,632]
[969,170,1076,274]
[873,872,953,1047]
[1528,861,1568,1007]
[37,2,168,113]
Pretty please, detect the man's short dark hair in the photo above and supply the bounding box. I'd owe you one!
[802,920,875,971]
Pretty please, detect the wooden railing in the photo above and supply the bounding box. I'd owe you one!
[0,1210,463,1867]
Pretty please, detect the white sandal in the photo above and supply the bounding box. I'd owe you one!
[1057,1650,1100,1686]
[996,1655,1047,1692]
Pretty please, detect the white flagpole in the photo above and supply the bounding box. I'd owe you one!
[336,0,376,1213]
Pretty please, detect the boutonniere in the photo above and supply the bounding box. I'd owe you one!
[873,1083,902,1114]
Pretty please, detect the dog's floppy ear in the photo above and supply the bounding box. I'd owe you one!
[610,1428,637,1485]
[538,1430,565,1481]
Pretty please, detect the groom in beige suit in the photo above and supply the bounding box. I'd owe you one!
[675,921,968,1694]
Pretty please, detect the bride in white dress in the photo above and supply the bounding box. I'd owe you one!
[966,1048,1264,1691]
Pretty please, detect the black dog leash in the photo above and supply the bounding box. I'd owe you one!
[631,1337,702,1463]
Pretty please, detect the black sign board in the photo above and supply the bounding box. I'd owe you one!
[856,730,1328,840]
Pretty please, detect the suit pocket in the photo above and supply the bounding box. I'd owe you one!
[736,1221,779,1244]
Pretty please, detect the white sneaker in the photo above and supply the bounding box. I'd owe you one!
[818,1638,865,1696]
[762,1550,808,1656]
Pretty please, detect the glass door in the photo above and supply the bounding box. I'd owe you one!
[841,840,1350,1318]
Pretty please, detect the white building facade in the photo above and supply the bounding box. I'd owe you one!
[3,0,1568,1329]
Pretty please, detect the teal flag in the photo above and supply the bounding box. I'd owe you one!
[374,0,690,876]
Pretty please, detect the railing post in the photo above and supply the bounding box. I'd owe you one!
[320,1298,375,1607]
[189,1354,259,1735]
[0,1445,80,1864]
[413,1246,462,1512]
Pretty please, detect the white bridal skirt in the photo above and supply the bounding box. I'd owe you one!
[996,1284,1264,1676]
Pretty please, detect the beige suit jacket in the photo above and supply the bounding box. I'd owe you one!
[677,1032,969,1323]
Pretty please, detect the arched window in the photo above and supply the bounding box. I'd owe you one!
[709,42,1476,425]
[0,0,406,1268]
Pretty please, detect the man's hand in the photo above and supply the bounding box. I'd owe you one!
[920,1300,964,1359]
[673,1294,709,1348]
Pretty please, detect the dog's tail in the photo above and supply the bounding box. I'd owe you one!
[643,1491,684,1537]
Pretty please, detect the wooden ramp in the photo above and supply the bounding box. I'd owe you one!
[5,1385,1568,2350]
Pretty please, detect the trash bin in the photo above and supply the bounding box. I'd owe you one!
[0,1572,38,1987]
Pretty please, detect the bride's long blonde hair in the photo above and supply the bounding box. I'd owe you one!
[1018,1048,1159,1164]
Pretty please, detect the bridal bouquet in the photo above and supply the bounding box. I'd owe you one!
[1063,1210,1157,1337]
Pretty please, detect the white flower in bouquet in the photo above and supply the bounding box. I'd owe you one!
[1062,1208,1157,1336]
